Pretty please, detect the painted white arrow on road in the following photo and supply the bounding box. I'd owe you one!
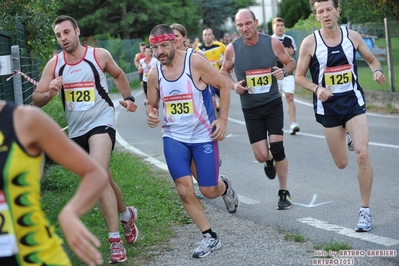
[293,194,333,208]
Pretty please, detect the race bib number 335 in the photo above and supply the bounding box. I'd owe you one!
[164,94,194,119]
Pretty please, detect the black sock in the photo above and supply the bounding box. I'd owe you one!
[202,228,217,238]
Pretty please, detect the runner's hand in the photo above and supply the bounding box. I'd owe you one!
[59,210,103,266]
[233,79,248,94]
[147,107,160,128]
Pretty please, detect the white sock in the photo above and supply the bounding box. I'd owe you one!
[360,207,370,214]
[120,208,131,221]
[109,232,120,239]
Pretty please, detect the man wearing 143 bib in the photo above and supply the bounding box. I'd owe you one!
[221,9,295,210]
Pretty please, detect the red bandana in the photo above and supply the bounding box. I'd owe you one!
[149,33,175,45]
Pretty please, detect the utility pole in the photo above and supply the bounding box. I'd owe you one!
[262,0,267,33]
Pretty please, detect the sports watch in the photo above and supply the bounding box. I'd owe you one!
[124,95,135,102]
[282,69,288,77]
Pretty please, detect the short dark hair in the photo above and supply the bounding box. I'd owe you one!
[53,15,78,30]
[140,42,146,46]
[150,24,174,38]
[273,17,285,25]
[309,0,339,14]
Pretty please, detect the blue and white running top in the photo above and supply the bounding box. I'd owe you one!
[156,51,215,143]
[309,26,365,115]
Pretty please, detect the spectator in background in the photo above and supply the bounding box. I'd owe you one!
[192,37,202,50]
[134,42,147,105]
[272,17,300,135]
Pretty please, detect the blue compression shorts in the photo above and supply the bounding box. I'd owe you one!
[163,137,219,187]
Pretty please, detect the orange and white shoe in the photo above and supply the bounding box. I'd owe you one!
[121,206,139,244]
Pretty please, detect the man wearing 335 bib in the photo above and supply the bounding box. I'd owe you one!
[295,0,386,232]
[221,9,296,210]
[146,24,238,259]
[32,15,139,263]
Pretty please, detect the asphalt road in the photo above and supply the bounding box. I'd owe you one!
[112,89,399,265]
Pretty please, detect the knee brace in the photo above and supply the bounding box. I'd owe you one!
[270,141,285,162]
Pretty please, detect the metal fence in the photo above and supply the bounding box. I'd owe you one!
[83,38,143,74]
[0,21,40,104]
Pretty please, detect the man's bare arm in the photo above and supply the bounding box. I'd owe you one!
[32,58,60,107]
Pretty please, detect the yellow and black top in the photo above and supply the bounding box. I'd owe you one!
[0,103,71,266]
[197,41,226,69]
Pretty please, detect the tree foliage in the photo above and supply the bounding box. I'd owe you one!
[1,0,60,62]
[230,0,257,18]
[58,0,201,40]
[277,0,311,28]
[340,0,398,23]
[290,13,320,30]
[194,0,255,39]
[195,0,234,29]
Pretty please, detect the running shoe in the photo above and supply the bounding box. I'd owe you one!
[346,132,354,151]
[120,206,139,244]
[264,159,276,180]
[109,238,127,264]
[219,174,239,213]
[277,190,292,210]
[290,123,300,135]
[192,233,221,258]
[355,210,372,232]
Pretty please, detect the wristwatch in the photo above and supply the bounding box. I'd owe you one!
[124,95,135,102]
[282,69,288,77]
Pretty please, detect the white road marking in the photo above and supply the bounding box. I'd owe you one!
[297,217,399,246]
[293,194,333,208]
[238,194,261,205]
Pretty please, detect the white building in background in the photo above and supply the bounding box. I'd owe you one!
[250,0,281,32]
[224,0,281,33]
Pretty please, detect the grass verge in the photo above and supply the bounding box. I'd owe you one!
[42,152,189,265]
[40,90,191,265]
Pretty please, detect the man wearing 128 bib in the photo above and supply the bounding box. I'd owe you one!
[221,9,296,210]
[32,15,139,263]
[295,0,386,232]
